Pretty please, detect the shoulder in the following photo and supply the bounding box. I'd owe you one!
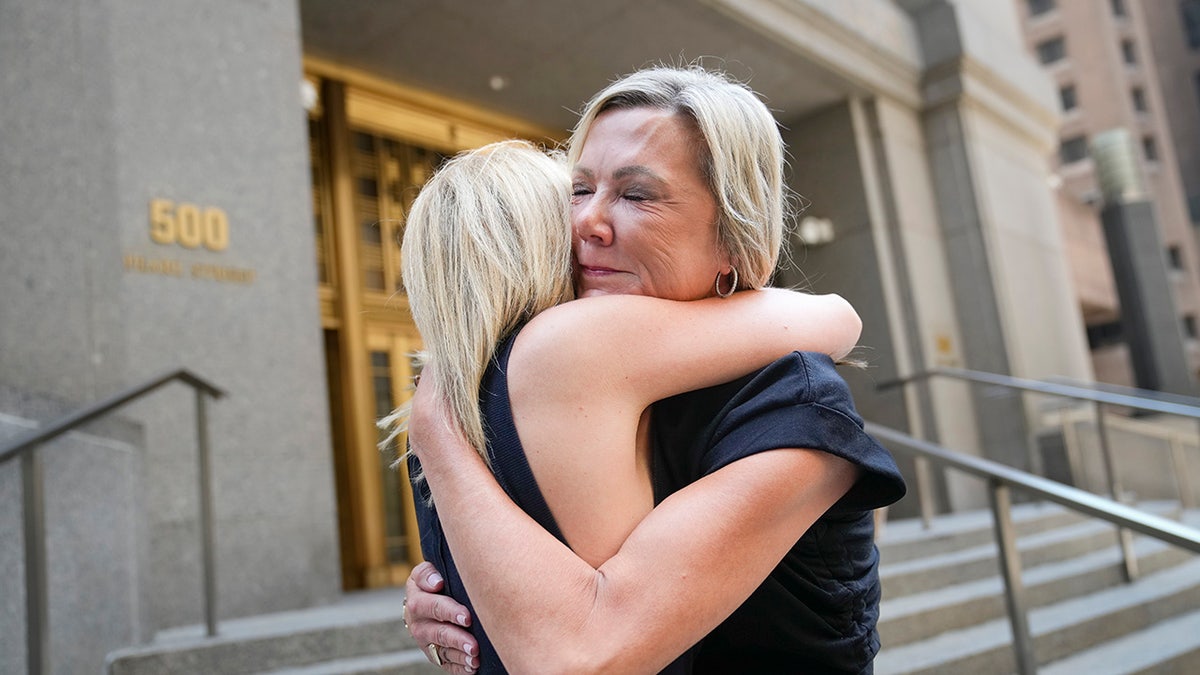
[704,352,907,511]
[507,298,634,396]
[511,296,666,373]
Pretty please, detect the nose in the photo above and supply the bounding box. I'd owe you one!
[572,196,613,247]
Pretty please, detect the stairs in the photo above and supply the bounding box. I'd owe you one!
[107,502,1200,674]
[106,588,439,675]
[875,501,1200,674]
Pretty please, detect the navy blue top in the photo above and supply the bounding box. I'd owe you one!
[409,330,564,674]
[652,352,907,674]
[410,330,693,674]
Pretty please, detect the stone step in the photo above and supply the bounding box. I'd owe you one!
[877,502,1082,564]
[1040,608,1200,675]
[882,518,1125,597]
[880,533,1193,646]
[255,649,437,675]
[874,556,1200,674]
[106,589,417,675]
[878,501,1183,599]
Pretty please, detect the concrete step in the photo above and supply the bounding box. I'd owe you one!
[874,555,1200,674]
[1040,608,1200,675]
[882,517,1128,597]
[878,501,1182,598]
[877,502,1081,564]
[256,650,437,675]
[106,588,422,675]
[879,532,1194,646]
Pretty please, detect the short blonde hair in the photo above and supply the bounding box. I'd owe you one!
[567,66,787,289]
[388,140,574,464]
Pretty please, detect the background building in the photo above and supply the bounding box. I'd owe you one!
[1017,0,1200,390]
[5,1,1194,672]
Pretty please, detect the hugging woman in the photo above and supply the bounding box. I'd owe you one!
[396,66,905,675]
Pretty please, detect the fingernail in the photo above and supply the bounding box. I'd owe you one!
[464,644,477,657]
[456,614,469,627]
[429,573,443,585]
[466,656,477,668]
[465,668,475,674]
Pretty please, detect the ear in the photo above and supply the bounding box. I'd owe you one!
[716,248,736,276]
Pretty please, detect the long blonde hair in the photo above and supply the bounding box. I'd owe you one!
[383,140,574,465]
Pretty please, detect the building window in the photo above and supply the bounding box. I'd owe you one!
[1087,321,1124,349]
[1122,39,1138,65]
[1029,0,1056,16]
[1195,70,1200,115]
[1185,0,1200,49]
[1037,36,1067,64]
[1112,0,1127,17]
[1060,135,1089,164]
[1143,135,1159,161]
[1184,315,1198,340]
[1168,245,1186,270]
[1131,86,1148,112]
[1060,84,1078,111]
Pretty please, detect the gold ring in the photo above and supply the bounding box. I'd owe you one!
[427,642,443,667]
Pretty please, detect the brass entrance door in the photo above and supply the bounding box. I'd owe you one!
[306,60,559,589]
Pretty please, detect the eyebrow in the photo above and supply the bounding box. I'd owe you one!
[573,165,667,186]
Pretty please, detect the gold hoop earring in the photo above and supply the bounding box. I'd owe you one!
[715,266,739,298]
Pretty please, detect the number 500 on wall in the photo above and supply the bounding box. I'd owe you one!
[149,198,229,251]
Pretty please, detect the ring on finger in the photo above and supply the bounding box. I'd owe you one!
[427,642,443,667]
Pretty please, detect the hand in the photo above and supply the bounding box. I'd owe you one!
[404,562,479,674]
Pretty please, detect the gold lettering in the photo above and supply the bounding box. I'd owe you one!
[149,199,176,245]
[123,254,184,277]
[190,262,256,284]
[149,200,231,251]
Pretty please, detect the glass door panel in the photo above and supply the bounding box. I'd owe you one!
[367,330,424,572]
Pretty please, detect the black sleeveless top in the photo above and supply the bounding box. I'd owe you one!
[409,329,560,673]
[652,352,907,674]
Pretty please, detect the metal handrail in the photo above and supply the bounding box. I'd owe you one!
[878,366,1200,579]
[866,422,1200,675]
[878,366,1200,420]
[1,369,224,675]
[1045,374,1200,408]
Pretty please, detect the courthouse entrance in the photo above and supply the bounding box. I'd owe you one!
[304,59,559,588]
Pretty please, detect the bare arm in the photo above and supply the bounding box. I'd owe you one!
[508,288,859,567]
[409,378,859,674]
[517,289,860,406]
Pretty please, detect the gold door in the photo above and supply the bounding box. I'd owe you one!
[367,329,425,581]
[306,60,560,589]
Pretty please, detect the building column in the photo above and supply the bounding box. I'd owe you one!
[1093,130,1198,396]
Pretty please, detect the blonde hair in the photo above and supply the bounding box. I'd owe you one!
[383,140,574,466]
[567,65,787,289]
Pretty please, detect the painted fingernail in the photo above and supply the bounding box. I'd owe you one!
[463,642,477,656]
[456,614,469,627]
[429,573,443,585]
[466,656,477,668]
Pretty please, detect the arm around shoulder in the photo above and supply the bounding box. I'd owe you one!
[516,289,862,406]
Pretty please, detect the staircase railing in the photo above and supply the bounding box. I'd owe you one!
[0,370,224,675]
[866,421,1200,675]
[879,367,1200,581]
